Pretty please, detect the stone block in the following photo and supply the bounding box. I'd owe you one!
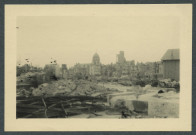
[125,100,148,113]
[148,101,179,118]
[132,100,148,113]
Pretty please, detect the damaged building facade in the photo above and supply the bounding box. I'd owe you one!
[44,64,62,81]
[68,51,164,80]
[69,53,102,78]
[42,51,165,81]
[161,49,180,81]
[89,53,101,76]
[113,51,163,80]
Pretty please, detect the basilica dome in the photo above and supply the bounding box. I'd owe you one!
[92,53,100,65]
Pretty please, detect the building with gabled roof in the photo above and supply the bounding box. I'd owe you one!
[161,49,180,81]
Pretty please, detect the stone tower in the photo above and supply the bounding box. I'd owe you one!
[92,53,100,65]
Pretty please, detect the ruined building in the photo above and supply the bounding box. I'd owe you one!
[161,49,180,81]
[44,64,62,81]
[62,64,68,79]
[116,51,126,64]
[90,53,101,76]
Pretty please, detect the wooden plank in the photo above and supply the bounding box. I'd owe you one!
[17,104,44,109]
[17,108,39,113]
[23,103,57,118]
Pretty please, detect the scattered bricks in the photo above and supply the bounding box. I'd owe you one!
[64,87,71,92]
[32,88,42,96]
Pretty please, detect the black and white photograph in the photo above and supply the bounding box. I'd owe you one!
[4,4,192,131]
[16,16,180,119]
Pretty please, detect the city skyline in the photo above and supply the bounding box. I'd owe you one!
[17,49,179,68]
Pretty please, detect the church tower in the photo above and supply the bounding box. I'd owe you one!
[90,53,101,76]
[92,53,100,65]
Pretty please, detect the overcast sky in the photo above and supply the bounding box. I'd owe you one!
[17,16,180,68]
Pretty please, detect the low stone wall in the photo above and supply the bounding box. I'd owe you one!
[125,100,178,117]
[108,92,179,118]
[148,101,179,118]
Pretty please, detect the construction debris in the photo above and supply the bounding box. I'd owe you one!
[16,77,180,118]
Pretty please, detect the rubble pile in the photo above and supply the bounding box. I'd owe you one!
[159,79,180,88]
[17,72,34,82]
[17,72,45,83]
[17,88,33,97]
[28,80,109,97]
[127,85,157,94]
